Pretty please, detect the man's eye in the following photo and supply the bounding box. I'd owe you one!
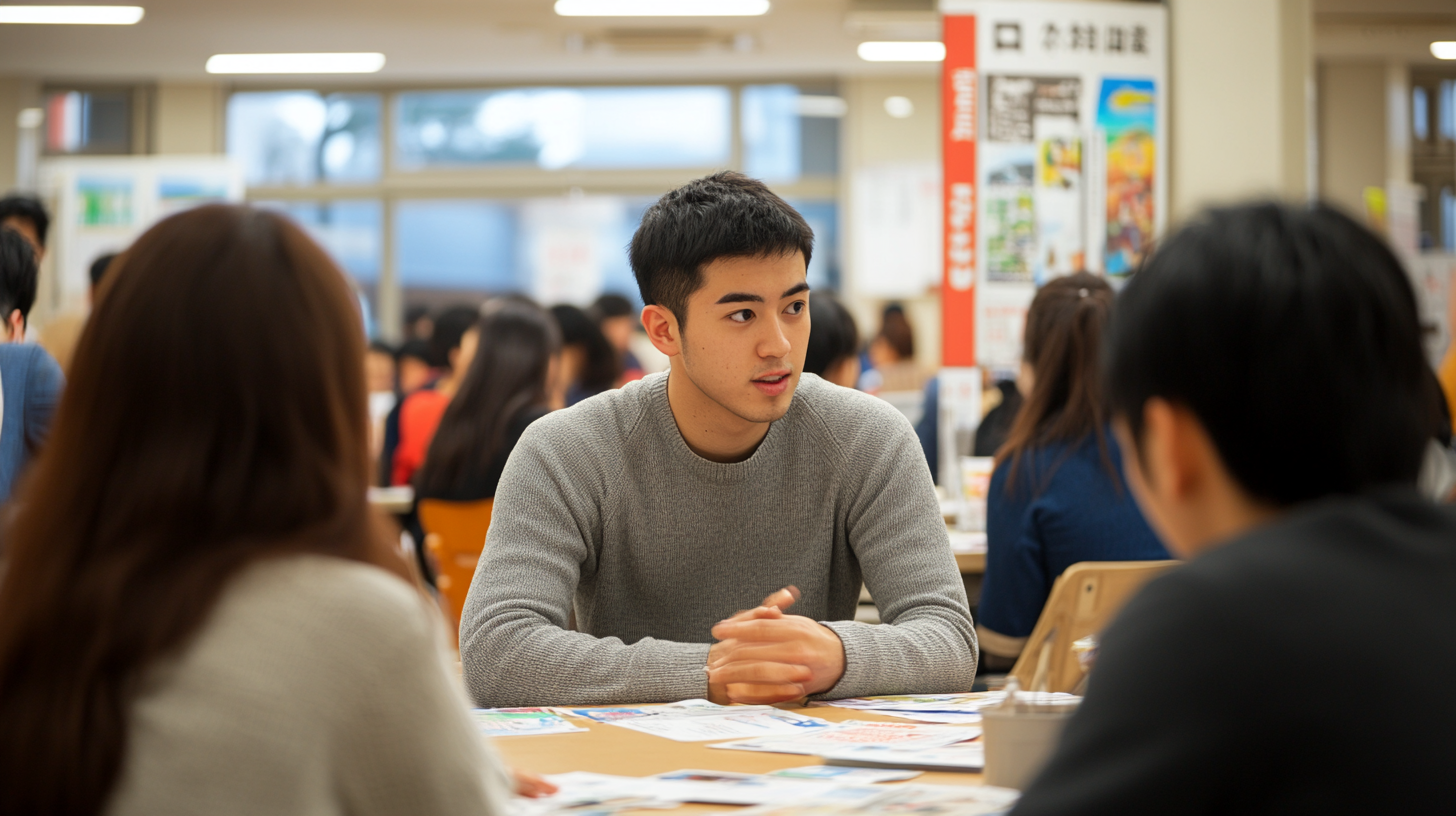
[729,309,754,323]
[786,300,806,316]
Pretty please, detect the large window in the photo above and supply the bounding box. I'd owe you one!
[231,82,841,338]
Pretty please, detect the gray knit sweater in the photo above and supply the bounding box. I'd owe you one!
[460,371,977,707]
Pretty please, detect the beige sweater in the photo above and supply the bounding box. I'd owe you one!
[107,554,513,816]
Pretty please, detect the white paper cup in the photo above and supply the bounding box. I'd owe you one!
[980,706,1076,790]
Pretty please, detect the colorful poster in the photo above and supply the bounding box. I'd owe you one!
[1097,77,1156,275]
[76,177,133,228]
[158,177,231,217]
[983,144,1035,282]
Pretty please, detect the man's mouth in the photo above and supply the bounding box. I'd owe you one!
[752,370,792,396]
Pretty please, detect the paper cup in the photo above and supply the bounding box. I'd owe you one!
[980,706,1075,790]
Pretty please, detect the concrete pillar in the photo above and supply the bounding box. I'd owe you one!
[1167,0,1314,223]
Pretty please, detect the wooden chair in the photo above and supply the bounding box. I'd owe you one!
[1009,560,1180,694]
[418,498,494,633]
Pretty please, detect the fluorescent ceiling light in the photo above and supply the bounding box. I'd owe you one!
[0,5,143,24]
[858,41,945,62]
[554,0,769,17]
[1433,41,1456,60]
[205,53,387,74]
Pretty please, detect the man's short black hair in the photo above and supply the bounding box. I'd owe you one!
[1106,202,1433,506]
[804,294,859,377]
[89,252,118,289]
[429,305,481,370]
[629,171,813,329]
[0,194,50,249]
[0,228,39,324]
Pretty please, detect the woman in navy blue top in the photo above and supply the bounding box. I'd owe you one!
[977,272,1169,667]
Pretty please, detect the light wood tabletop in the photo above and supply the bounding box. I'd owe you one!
[492,704,985,811]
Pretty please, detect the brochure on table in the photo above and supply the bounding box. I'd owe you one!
[712,720,982,755]
[559,699,833,742]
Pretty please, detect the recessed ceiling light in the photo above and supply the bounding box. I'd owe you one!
[858,41,945,62]
[884,96,914,118]
[554,0,769,17]
[205,53,387,74]
[1433,41,1456,60]
[0,5,143,24]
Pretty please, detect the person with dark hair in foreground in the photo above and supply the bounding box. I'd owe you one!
[1010,203,1456,815]
[0,193,50,260]
[461,171,975,707]
[418,298,560,502]
[590,293,646,383]
[0,205,527,815]
[803,294,860,387]
[977,273,1167,667]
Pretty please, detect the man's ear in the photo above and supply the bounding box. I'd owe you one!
[5,309,22,342]
[641,305,682,358]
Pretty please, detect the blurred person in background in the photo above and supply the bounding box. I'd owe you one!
[590,293,645,384]
[0,225,62,505]
[803,293,860,388]
[377,338,435,487]
[858,303,920,393]
[417,298,560,503]
[366,340,397,466]
[0,226,40,342]
[0,205,530,816]
[550,304,620,407]
[404,304,434,342]
[0,193,49,261]
[392,306,480,488]
[976,272,1167,669]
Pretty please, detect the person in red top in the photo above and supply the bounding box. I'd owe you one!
[391,306,479,486]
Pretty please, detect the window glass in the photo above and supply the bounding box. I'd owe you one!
[257,199,383,336]
[788,199,840,292]
[395,86,732,170]
[743,85,841,183]
[1413,86,1430,142]
[395,200,520,297]
[43,90,131,154]
[1442,81,1456,142]
[228,92,381,186]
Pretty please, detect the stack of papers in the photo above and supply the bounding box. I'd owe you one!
[711,720,981,756]
[472,708,588,737]
[819,691,1077,725]
[560,699,833,742]
[821,742,987,773]
[517,767,916,815]
[730,783,1020,816]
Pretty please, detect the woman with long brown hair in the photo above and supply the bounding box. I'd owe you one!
[975,272,1169,669]
[0,205,517,815]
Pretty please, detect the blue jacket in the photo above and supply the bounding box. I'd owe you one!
[0,343,64,503]
[979,432,1169,643]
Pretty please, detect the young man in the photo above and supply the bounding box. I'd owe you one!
[0,194,48,263]
[461,172,975,707]
[0,229,63,503]
[1011,203,1456,814]
[0,226,39,343]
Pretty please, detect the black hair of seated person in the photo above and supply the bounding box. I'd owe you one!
[0,227,38,325]
[397,338,431,364]
[417,298,561,498]
[804,294,859,378]
[89,252,118,290]
[0,193,50,248]
[551,303,621,394]
[589,292,636,322]
[629,171,813,331]
[1105,202,1436,506]
[428,305,480,370]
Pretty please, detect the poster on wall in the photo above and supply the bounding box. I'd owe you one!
[939,0,1168,370]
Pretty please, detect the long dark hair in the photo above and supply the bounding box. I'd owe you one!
[0,205,408,815]
[996,272,1116,491]
[417,297,561,496]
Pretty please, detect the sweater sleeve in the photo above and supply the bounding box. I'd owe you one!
[818,406,978,698]
[458,424,712,708]
[1009,570,1249,816]
[21,345,62,455]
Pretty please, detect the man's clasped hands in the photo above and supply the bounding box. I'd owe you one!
[706,586,847,705]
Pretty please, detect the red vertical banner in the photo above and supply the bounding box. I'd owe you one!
[942,14,977,367]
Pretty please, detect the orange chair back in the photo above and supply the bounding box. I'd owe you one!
[419,498,494,633]
[1009,560,1180,694]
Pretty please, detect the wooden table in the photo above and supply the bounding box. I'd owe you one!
[955,552,985,574]
[493,704,984,811]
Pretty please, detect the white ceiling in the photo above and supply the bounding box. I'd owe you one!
[0,0,1447,85]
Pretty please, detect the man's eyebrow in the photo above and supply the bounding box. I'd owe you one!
[715,292,764,305]
[782,282,810,298]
